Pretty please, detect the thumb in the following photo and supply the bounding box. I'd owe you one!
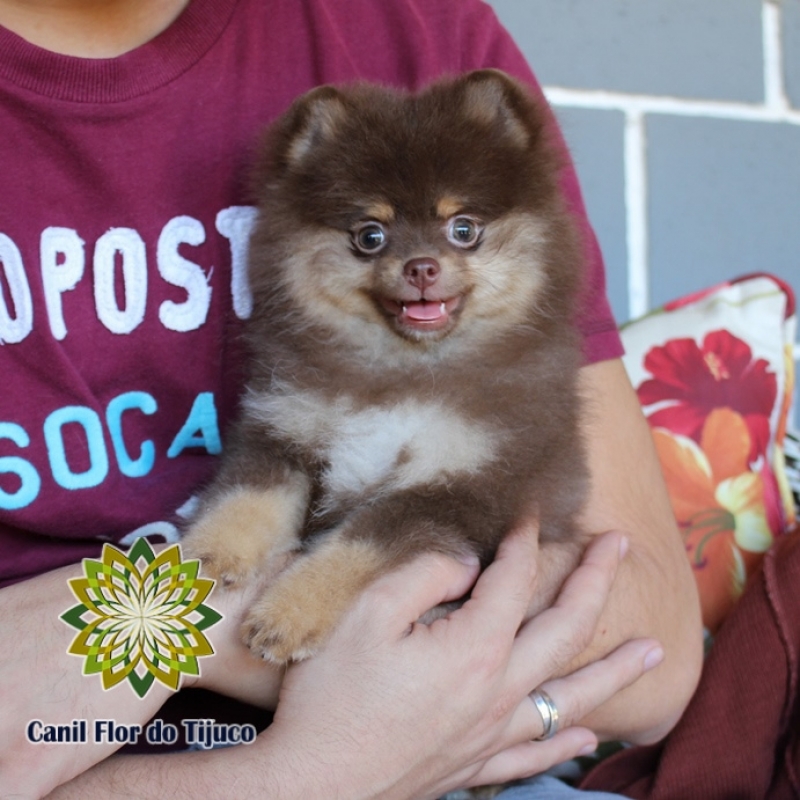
[360,551,481,631]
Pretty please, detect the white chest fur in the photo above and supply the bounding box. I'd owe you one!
[243,388,499,502]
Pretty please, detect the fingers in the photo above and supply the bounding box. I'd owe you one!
[450,520,540,638]
[505,530,627,692]
[482,531,662,758]
[343,518,540,641]
[535,638,665,732]
[346,550,481,635]
[463,727,598,790]
[551,530,628,618]
[507,636,663,743]
[464,636,663,789]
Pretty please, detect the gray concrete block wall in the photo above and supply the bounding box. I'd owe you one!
[647,116,800,304]
[488,0,800,427]
[490,0,765,102]
[786,0,800,107]
[553,107,629,322]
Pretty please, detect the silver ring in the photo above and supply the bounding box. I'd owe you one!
[529,688,559,740]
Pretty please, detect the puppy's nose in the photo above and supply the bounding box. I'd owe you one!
[403,258,441,291]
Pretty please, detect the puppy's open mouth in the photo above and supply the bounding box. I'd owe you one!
[377,296,462,333]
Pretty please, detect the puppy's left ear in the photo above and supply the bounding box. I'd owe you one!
[458,69,537,148]
[288,86,348,167]
[273,85,349,171]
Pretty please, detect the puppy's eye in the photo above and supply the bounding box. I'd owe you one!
[352,222,387,255]
[446,216,483,249]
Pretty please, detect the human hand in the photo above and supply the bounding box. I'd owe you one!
[255,527,663,800]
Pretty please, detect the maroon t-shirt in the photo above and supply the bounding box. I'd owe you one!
[0,0,622,586]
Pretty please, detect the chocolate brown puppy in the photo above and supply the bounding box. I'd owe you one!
[183,69,590,665]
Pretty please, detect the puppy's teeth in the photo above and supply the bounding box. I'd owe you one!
[440,302,446,314]
[402,304,407,314]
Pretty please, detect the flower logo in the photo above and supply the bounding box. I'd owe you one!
[60,538,221,698]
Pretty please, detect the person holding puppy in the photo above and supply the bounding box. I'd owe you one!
[0,0,701,797]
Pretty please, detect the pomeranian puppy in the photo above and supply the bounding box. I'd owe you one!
[183,69,589,666]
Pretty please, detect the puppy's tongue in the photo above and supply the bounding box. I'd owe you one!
[403,300,446,322]
[378,295,460,332]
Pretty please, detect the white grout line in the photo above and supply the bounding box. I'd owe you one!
[764,0,800,376]
[624,111,650,318]
[543,86,800,125]
[763,1,789,111]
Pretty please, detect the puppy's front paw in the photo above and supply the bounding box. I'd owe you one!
[242,590,333,664]
[182,485,307,588]
[183,542,256,588]
[241,536,389,664]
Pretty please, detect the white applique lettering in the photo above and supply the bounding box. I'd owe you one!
[157,215,211,332]
[2,209,256,343]
[216,206,257,320]
[93,228,148,334]
[0,233,34,344]
[118,520,181,546]
[40,227,86,341]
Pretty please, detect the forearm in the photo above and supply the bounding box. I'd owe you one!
[0,563,164,796]
[565,359,703,744]
[0,558,281,798]
[45,741,304,800]
[571,535,700,744]
[48,722,383,800]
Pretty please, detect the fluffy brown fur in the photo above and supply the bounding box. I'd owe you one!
[182,69,589,666]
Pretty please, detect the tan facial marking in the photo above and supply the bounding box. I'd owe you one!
[436,196,464,219]
[362,201,395,223]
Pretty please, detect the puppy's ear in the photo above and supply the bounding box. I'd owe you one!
[458,69,534,148]
[280,86,348,168]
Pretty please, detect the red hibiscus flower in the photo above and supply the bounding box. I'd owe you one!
[637,330,777,462]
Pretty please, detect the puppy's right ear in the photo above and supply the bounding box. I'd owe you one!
[277,86,348,170]
[459,69,532,149]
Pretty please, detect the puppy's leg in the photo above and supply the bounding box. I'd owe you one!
[243,530,392,663]
[182,471,310,587]
[242,485,484,664]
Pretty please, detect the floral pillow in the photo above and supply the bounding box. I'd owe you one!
[620,273,797,633]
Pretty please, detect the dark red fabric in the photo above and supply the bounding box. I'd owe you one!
[581,526,800,799]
